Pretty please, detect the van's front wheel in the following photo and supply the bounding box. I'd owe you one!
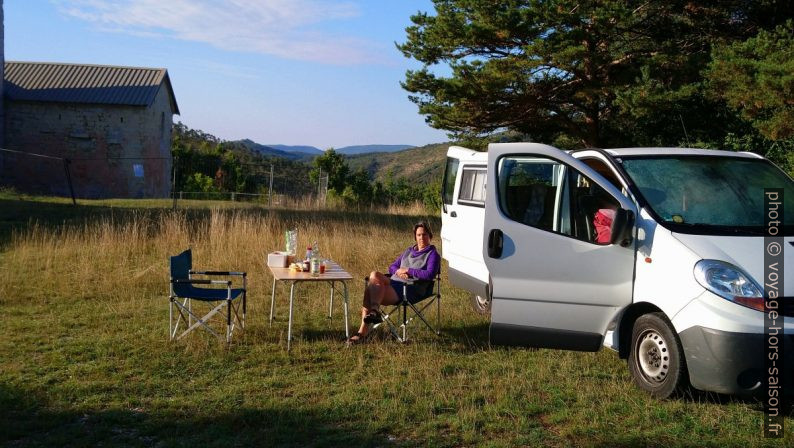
[628,312,688,399]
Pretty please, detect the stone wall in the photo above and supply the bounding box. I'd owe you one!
[2,86,174,198]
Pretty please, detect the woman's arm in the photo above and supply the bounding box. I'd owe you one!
[388,250,405,276]
[407,247,440,281]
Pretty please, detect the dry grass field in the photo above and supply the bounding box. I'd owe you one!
[0,192,791,447]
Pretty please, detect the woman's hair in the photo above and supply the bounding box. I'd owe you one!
[413,220,433,239]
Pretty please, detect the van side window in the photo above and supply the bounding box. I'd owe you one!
[498,156,620,244]
[442,157,460,205]
[568,171,620,244]
[458,167,486,205]
[498,157,562,231]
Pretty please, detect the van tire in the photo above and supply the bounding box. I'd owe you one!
[470,293,491,315]
[628,312,688,399]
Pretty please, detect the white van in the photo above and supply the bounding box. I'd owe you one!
[442,143,793,398]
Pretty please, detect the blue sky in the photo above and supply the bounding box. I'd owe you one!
[5,0,449,149]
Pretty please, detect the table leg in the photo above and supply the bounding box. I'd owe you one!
[342,281,350,339]
[269,276,277,326]
[328,281,335,319]
[287,281,295,352]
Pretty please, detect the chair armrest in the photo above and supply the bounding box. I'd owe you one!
[173,279,231,286]
[190,270,246,277]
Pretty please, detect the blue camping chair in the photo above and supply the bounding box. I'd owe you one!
[365,270,442,342]
[168,249,247,343]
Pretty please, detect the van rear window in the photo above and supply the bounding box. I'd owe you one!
[442,157,460,205]
[458,167,486,205]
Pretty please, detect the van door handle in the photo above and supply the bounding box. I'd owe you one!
[487,229,503,258]
[450,211,457,217]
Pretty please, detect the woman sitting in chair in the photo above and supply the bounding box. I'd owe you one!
[347,220,440,345]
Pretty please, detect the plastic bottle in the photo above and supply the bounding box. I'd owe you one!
[304,246,312,271]
[285,228,298,256]
[310,241,321,276]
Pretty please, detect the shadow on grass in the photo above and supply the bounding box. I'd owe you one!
[680,387,793,411]
[0,197,437,247]
[0,382,392,447]
[439,321,491,352]
[272,320,492,355]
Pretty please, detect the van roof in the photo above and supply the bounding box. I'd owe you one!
[600,147,763,159]
[451,145,764,160]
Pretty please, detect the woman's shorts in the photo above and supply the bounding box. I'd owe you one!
[390,279,431,304]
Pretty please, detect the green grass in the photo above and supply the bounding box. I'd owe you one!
[0,193,791,447]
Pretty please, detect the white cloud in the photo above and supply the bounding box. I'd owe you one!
[53,0,378,64]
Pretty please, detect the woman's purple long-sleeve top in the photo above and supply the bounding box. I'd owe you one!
[388,244,440,280]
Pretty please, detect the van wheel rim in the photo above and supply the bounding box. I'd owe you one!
[636,330,669,383]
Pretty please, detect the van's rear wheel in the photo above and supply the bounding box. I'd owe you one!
[628,312,688,399]
[470,293,491,315]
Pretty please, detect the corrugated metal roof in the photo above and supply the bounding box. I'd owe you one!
[4,61,179,114]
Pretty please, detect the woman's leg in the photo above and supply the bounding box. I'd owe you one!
[367,271,400,309]
[351,271,399,340]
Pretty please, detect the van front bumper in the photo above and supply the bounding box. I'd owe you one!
[679,326,793,397]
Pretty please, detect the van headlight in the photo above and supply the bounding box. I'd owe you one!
[694,260,764,312]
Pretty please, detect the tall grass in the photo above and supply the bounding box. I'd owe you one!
[0,198,791,447]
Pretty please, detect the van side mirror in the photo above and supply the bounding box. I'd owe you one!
[610,208,635,247]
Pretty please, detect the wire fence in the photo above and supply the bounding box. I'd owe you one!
[0,147,329,209]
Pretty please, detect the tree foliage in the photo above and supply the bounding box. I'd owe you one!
[707,21,794,140]
[310,149,349,193]
[399,0,793,148]
[171,122,313,196]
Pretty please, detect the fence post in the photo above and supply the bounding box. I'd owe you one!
[231,192,236,202]
[63,158,77,206]
[172,155,177,211]
[268,164,274,208]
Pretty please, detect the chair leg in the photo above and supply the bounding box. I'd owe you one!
[169,297,174,341]
[374,306,403,342]
[173,301,224,341]
[226,299,232,344]
[437,294,441,335]
[402,303,407,341]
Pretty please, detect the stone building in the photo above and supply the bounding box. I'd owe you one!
[2,61,179,198]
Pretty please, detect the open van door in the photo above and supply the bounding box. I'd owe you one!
[484,143,637,351]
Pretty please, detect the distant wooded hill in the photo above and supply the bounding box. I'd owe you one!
[335,144,414,155]
[233,139,445,185]
[345,142,448,185]
[235,140,310,160]
[236,141,417,157]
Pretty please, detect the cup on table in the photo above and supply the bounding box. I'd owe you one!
[319,260,327,274]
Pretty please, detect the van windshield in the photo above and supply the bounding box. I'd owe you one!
[619,155,794,236]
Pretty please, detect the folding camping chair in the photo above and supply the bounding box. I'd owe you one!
[168,249,247,344]
[365,271,442,342]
